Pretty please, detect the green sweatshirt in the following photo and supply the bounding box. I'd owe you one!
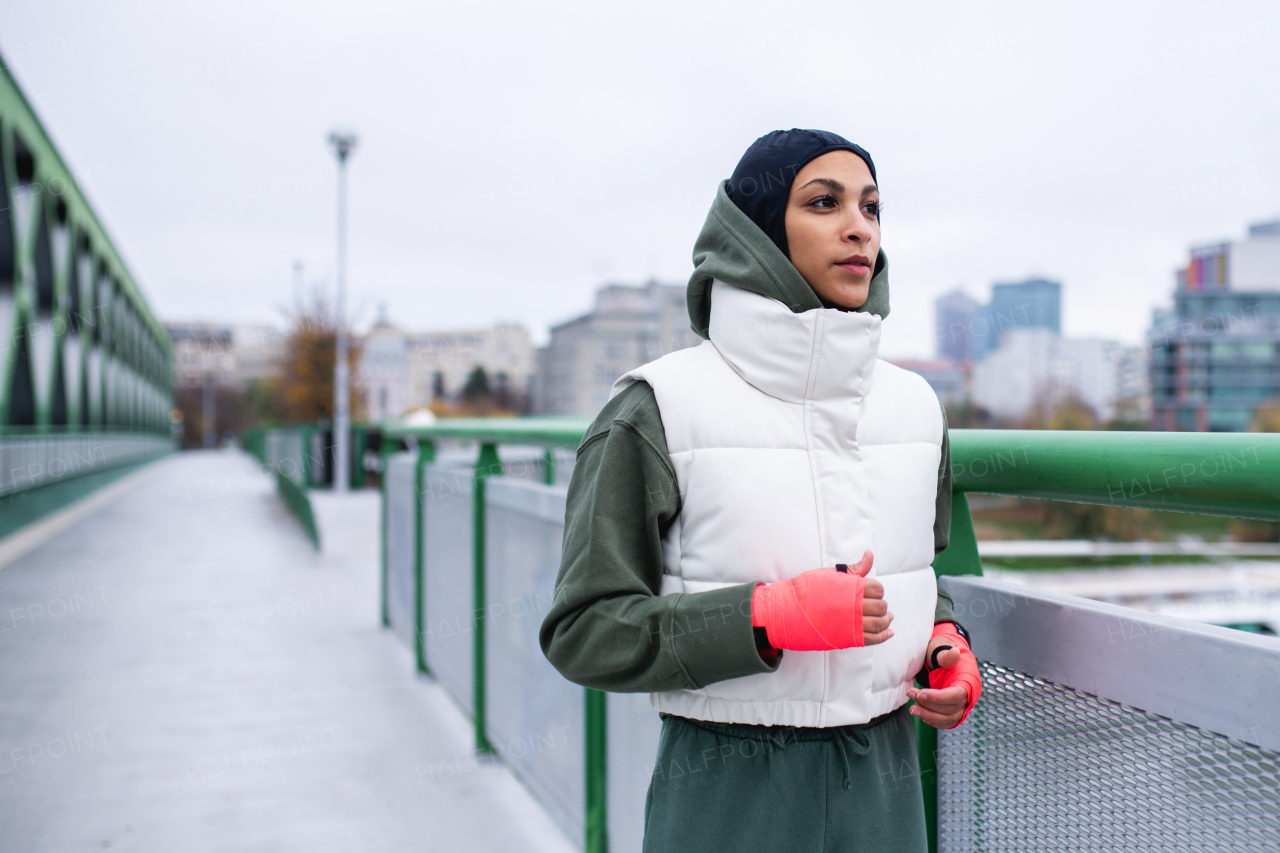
[539,181,959,695]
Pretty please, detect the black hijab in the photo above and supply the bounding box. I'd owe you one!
[726,128,877,260]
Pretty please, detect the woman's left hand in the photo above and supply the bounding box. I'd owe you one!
[905,639,970,729]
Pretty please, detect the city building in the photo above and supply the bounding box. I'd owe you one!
[226,325,287,387]
[534,280,700,416]
[405,323,534,409]
[970,328,1058,421]
[970,329,1136,424]
[357,321,412,422]
[165,321,285,390]
[1114,345,1151,424]
[986,278,1061,351]
[931,274,1153,423]
[351,321,535,419]
[888,358,966,407]
[934,290,982,363]
[1148,221,1280,431]
[935,278,1062,362]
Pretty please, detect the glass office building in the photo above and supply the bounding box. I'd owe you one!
[1149,223,1280,432]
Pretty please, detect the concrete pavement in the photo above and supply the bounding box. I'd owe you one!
[0,448,577,853]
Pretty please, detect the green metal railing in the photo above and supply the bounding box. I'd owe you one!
[379,418,1280,853]
[276,469,320,550]
[923,430,1280,848]
[381,418,593,843]
[241,425,324,549]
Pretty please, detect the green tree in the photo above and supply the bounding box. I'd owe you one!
[461,365,492,402]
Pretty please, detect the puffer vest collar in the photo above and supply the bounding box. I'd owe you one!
[707,280,882,405]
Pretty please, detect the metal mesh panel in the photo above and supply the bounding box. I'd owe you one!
[938,661,1280,852]
[383,453,417,650]
[484,478,584,845]
[423,465,475,714]
[606,692,663,853]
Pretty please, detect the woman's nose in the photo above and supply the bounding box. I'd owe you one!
[843,214,872,243]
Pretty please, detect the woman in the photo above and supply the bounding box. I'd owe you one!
[540,129,981,852]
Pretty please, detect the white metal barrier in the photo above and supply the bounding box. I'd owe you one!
[0,432,171,497]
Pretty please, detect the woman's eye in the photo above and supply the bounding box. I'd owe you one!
[863,201,881,219]
[809,195,837,210]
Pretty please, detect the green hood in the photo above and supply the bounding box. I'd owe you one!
[687,180,890,339]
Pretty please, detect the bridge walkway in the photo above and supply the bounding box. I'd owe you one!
[0,449,575,853]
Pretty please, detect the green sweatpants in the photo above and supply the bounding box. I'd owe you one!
[642,704,927,853]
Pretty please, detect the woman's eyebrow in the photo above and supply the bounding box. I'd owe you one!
[797,177,845,194]
[859,183,879,199]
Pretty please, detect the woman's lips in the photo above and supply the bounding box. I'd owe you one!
[836,262,871,275]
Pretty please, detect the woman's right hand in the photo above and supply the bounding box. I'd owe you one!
[751,550,893,651]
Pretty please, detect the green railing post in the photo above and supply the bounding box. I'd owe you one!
[585,687,608,853]
[932,492,983,578]
[918,491,984,853]
[543,448,556,486]
[473,442,501,753]
[414,440,435,674]
[380,436,394,628]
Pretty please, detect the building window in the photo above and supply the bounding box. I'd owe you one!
[595,340,627,360]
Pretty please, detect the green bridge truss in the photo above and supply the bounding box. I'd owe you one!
[0,50,172,433]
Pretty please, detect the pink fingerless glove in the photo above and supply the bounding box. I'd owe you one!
[751,567,865,652]
[927,623,982,728]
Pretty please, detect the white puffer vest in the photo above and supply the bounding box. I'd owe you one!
[612,280,944,727]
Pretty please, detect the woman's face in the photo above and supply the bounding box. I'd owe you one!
[784,150,881,310]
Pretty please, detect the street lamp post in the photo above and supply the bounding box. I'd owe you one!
[328,130,357,493]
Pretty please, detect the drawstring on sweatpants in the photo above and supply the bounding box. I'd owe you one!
[829,725,871,790]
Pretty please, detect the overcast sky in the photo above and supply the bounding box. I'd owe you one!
[1,1,1277,357]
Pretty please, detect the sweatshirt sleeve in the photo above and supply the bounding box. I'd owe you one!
[539,381,781,694]
[916,406,967,690]
[933,404,959,627]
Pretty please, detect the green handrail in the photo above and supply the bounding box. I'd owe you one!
[382,417,592,448]
[384,421,1280,519]
[950,429,1280,520]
